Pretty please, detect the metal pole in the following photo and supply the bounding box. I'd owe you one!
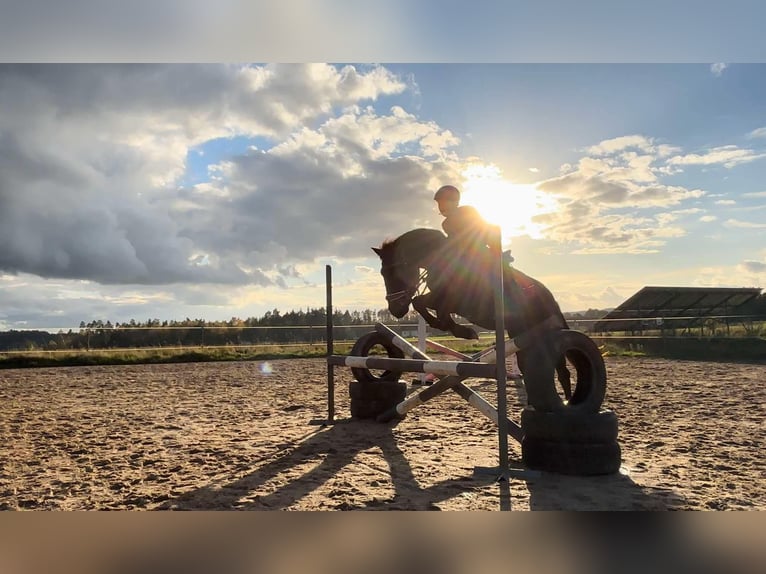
[491,225,509,483]
[326,264,334,423]
[417,316,428,383]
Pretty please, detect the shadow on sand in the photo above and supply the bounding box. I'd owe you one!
[156,417,514,511]
[525,468,691,510]
[155,414,686,511]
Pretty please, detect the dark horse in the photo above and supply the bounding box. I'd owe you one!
[372,227,572,398]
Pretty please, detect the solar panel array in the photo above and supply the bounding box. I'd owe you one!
[592,286,763,332]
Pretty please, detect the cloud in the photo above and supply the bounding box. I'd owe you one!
[699,215,717,223]
[723,219,766,229]
[671,208,703,215]
[0,64,415,285]
[666,145,766,169]
[585,134,655,156]
[532,134,717,253]
[746,127,766,139]
[2,64,763,328]
[710,63,727,76]
[740,260,766,273]
[175,105,461,267]
[742,191,766,198]
[714,199,736,205]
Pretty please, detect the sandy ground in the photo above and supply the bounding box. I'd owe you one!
[0,355,763,511]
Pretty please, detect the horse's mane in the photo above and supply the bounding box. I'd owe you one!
[378,227,446,250]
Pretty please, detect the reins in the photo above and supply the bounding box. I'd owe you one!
[384,265,428,303]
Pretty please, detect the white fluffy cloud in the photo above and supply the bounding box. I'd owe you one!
[535,135,707,253]
[724,219,766,229]
[532,133,766,254]
[172,105,460,266]
[667,145,766,169]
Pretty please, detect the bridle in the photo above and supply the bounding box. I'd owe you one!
[383,260,428,304]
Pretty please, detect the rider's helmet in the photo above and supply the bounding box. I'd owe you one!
[433,185,460,202]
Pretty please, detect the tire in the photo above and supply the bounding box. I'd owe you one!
[520,407,618,443]
[350,400,386,419]
[521,437,621,476]
[350,331,405,383]
[349,381,407,403]
[349,381,407,420]
[521,330,607,414]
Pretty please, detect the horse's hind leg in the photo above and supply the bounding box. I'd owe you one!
[518,346,572,401]
[556,356,572,401]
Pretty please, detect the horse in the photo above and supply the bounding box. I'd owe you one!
[372,227,572,399]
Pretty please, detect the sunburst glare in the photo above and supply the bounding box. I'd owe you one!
[460,164,557,243]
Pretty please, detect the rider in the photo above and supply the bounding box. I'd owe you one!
[433,184,513,274]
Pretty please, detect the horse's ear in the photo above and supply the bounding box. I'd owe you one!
[371,247,382,256]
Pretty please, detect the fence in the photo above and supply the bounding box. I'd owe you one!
[1,313,764,355]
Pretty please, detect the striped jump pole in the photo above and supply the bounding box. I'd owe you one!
[373,316,561,368]
[425,337,472,361]
[375,323,523,428]
[368,322,523,442]
[423,314,562,364]
[375,316,558,442]
[328,354,497,378]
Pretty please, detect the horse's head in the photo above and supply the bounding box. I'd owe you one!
[371,239,421,319]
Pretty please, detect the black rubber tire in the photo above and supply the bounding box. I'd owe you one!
[522,330,607,414]
[521,437,621,476]
[349,381,407,420]
[520,407,619,443]
[350,400,386,419]
[349,331,405,383]
[349,381,407,403]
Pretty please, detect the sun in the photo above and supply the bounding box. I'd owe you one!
[460,164,557,243]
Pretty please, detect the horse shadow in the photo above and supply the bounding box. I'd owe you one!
[524,468,690,510]
[154,406,686,511]
[155,417,511,511]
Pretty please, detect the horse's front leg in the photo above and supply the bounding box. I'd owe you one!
[431,300,478,340]
[411,294,442,330]
[413,294,477,339]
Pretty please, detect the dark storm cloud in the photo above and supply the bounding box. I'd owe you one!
[0,63,411,285]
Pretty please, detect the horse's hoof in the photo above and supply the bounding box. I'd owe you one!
[453,326,478,340]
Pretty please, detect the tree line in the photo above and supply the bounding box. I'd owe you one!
[0,307,425,352]
[2,294,764,352]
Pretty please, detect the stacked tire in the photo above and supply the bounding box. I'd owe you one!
[520,330,621,475]
[520,407,621,475]
[348,331,408,420]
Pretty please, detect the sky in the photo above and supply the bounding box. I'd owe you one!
[1,63,765,330]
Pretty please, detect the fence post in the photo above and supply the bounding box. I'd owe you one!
[417,315,427,383]
[491,225,509,483]
[326,265,334,422]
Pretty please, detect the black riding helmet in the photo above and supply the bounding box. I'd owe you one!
[433,185,460,201]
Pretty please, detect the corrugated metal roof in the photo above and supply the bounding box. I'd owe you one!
[592,286,762,332]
